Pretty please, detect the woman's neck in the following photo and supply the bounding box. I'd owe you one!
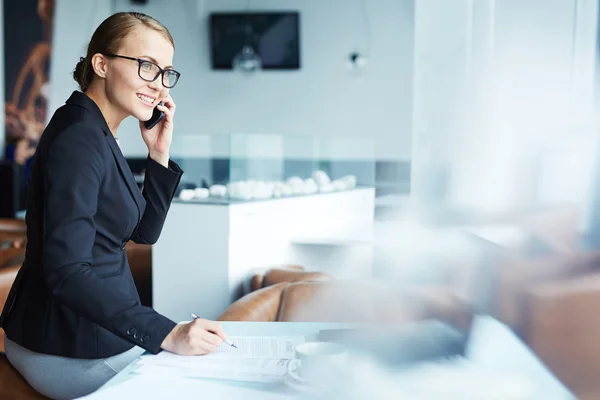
[84,85,126,137]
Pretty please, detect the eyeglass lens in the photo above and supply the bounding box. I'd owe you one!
[139,61,179,88]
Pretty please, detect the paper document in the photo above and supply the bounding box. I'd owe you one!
[136,358,291,383]
[210,336,304,358]
[135,336,305,383]
[138,336,304,361]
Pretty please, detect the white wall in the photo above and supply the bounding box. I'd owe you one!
[48,0,113,122]
[49,0,415,161]
[410,0,473,202]
[411,0,599,212]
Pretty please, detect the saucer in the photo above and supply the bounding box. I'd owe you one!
[284,360,327,395]
[283,373,323,394]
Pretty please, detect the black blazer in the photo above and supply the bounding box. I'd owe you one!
[0,91,183,359]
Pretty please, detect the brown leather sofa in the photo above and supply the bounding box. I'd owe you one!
[526,272,600,400]
[0,219,26,240]
[491,249,600,338]
[492,251,600,400]
[219,266,473,332]
[480,206,600,400]
[219,266,334,322]
[0,219,27,270]
[248,265,324,292]
[222,232,600,399]
[125,242,153,307]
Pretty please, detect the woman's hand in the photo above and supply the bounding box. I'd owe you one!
[160,318,227,356]
[139,94,176,168]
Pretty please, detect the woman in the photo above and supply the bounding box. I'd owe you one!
[0,12,227,399]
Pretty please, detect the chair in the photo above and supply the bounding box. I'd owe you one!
[0,264,21,353]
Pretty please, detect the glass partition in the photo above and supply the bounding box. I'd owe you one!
[167,133,375,204]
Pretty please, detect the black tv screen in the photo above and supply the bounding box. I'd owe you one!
[209,12,300,70]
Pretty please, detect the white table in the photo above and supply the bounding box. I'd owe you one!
[84,316,574,399]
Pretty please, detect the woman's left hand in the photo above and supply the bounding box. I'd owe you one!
[139,94,176,167]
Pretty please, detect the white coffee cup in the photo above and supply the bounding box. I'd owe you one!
[287,342,347,388]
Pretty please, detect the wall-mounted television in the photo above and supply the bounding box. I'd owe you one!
[209,12,300,70]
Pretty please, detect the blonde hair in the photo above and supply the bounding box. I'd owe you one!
[73,12,174,92]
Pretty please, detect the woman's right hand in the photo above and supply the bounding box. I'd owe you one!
[160,318,227,355]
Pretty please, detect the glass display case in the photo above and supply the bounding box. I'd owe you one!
[166,133,376,204]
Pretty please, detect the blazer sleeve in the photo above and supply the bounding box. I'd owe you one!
[130,156,182,245]
[43,123,176,354]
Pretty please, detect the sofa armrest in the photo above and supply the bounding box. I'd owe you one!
[525,272,600,398]
[0,219,26,244]
[0,247,25,270]
[262,268,332,289]
[247,265,305,293]
[0,218,25,233]
[218,282,288,322]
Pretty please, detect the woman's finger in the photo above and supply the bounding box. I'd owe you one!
[156,103,173,123]
[202,330,224,347]
[206,320,227,340]
[160,95,176,116]
[199,340,218,354]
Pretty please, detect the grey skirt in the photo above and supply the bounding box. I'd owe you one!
[4,335,144,399]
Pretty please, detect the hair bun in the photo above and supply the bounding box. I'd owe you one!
[73,56,89,91]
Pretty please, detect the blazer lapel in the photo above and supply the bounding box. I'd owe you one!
[105,135,145,220]
[65,91,145,223]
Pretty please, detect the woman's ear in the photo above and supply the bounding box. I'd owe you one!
[90,53,108,79]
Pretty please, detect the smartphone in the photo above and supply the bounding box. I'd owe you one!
[144,101,165,130]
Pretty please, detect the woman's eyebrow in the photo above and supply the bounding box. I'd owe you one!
[139,55,173,69]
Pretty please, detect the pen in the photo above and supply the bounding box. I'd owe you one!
[190,313,237,348]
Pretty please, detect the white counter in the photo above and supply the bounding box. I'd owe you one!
[152,188,375,321]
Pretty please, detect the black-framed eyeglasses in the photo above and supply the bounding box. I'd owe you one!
[104,54,181,88]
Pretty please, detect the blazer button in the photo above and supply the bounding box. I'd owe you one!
[133,332,140,339]
[120,242,127,251]
[143,336,150,343]
[127,327,137,336]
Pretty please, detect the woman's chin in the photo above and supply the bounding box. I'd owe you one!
[133,109,153,123]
